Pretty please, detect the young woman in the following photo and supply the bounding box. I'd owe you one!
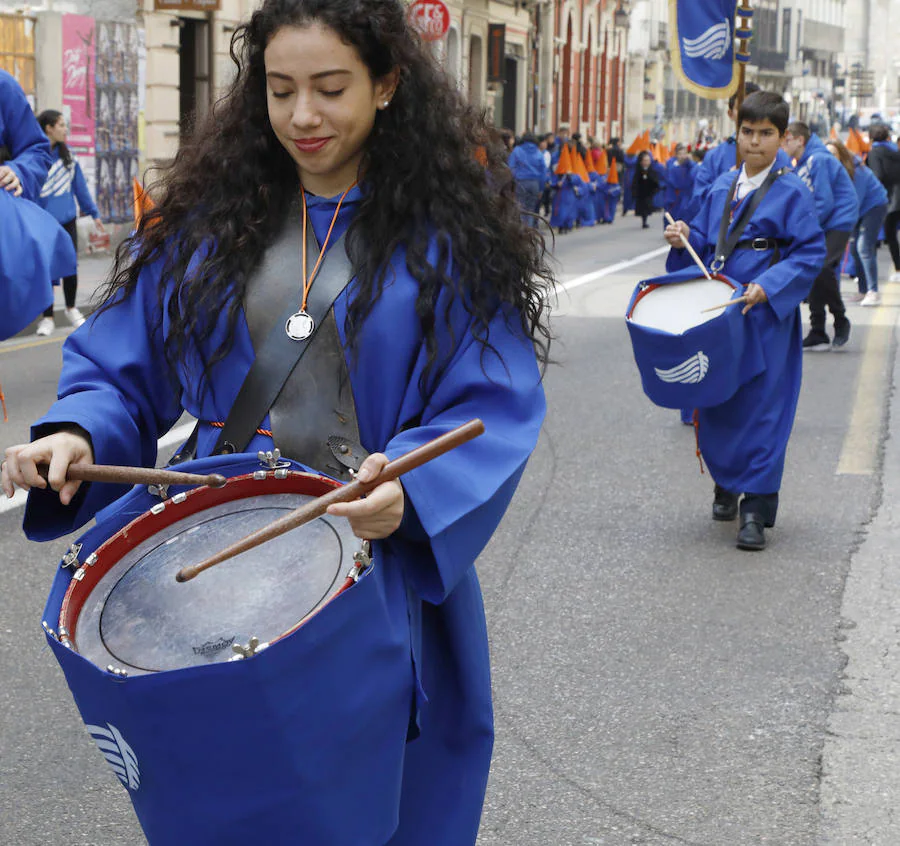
[3,0,552,843]
[632,150,660,229]
[35,110,104,334]
[826,138,888,306]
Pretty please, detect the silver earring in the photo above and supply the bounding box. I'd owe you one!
[383,100,390,108]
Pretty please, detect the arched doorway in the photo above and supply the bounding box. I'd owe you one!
[560,16,572,125]
[581,20,593,125]
[468,34,483,107]
[447,27,461,86]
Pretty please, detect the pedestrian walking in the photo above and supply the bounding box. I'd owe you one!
[826,139,888,307]
[35,109,104,335]
[664,91,826,551]
[632,151,660,229]
[1,0,551,842]
[865,124,900,283]
[507,132,549,225]
[782,121,858,350]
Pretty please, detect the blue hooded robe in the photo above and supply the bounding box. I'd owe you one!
[591,171,609,222]
[23,186,546,846]
[576,175,597,226]
[550,172,579,231]
[793,133,859,233]
[666,168,826,495]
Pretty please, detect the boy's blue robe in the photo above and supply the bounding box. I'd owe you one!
[604,183,622,224]
[576,176,597,226]
[665,159,697,222]
[666,169,826,495]
[591,172,608,221]
[651,159,668,209]
[23,187,546,845]
[551,173,579,230]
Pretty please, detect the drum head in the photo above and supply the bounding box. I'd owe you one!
[66,478,361,675]
[630,278,737,334]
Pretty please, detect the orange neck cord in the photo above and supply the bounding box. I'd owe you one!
[299,182,356,311]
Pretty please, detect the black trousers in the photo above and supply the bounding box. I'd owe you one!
[884,209,900,272]
[717,485,779,526]
[44,218,78,317]
[808,229,849,334]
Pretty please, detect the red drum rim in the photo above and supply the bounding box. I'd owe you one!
[626,273,739,320]
[58,470,359,667]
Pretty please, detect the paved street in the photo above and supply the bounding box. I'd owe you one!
[0,213,898,845]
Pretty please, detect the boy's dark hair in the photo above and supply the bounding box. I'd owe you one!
[737,91,789,135]
[870,124,892,143]
[786,121,811,141]
[728,81,760,111]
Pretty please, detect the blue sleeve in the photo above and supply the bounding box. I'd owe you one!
[756,186,826,321]
[829,164,859,230]
[72,161,99,218]
[382,307,545,605]
[24,257,185,540]
[0,73,52,201]
[807,157,836,228]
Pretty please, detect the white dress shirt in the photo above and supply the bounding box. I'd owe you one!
[733,161,775,203]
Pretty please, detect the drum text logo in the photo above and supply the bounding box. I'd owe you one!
[86,722,141,791]
[682,19,732,61]
[655,352,710,385]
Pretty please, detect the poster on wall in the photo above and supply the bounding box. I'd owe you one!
[61,14,96,191]
[94,20,140,223]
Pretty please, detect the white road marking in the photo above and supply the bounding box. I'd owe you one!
[554,246,669,294]
[0,420,197,515]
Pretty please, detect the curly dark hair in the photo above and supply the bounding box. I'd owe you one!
[101,0,553,397]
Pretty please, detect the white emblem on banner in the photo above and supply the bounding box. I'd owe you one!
[655,352,710,385]
[682,19,732,61]
[86,722,141,791]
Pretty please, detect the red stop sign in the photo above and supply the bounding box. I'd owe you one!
[408,0,450,42]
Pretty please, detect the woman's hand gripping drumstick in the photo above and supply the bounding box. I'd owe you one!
[176,419,486,583]
[663,213,712,281]
[3,429,226,504]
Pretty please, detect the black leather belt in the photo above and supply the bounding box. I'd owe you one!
[734,238,790,251]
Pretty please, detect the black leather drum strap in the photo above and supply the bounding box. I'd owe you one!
[713,167,787,269]
[212,224,353,455]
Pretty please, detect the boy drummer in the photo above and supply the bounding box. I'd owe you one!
[664,91,826,551]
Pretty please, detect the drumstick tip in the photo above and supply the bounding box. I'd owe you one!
[208,474,227,488]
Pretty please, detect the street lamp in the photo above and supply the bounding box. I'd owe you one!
[614,0,630,30]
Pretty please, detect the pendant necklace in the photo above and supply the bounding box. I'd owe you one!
[285,182,356,341]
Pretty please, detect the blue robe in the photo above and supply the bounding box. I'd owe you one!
[591,172,608,222]
[24,186,546,845]
[665,159,697,222]
[651,159,668,210]
[576,176,597,226]
[666,168,826,494]
[550,173,579,231]
[604,182,622,223]
[0,69,52,202]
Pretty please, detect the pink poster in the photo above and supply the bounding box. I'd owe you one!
[62,14,96,153]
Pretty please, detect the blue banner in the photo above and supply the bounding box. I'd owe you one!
[670,0,739,98]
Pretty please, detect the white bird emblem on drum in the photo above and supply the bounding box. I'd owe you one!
[86,722,141,790]
[682,19,732,61]
[654,351,710,384]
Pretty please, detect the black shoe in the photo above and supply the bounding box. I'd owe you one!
[713,486,739,521]
[832,318,851,350]
[736,513,766,551]
[802,330,830,351]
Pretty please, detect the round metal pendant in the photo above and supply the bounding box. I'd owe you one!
[285,310,315,341]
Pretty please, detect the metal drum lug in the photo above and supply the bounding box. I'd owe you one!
[61,542,82,570]
[171,492,187,505]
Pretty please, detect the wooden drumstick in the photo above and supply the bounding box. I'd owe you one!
[664,212,713,281]
[701,296,749,314]
[37,463,227,489]
[176,418,486,583]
